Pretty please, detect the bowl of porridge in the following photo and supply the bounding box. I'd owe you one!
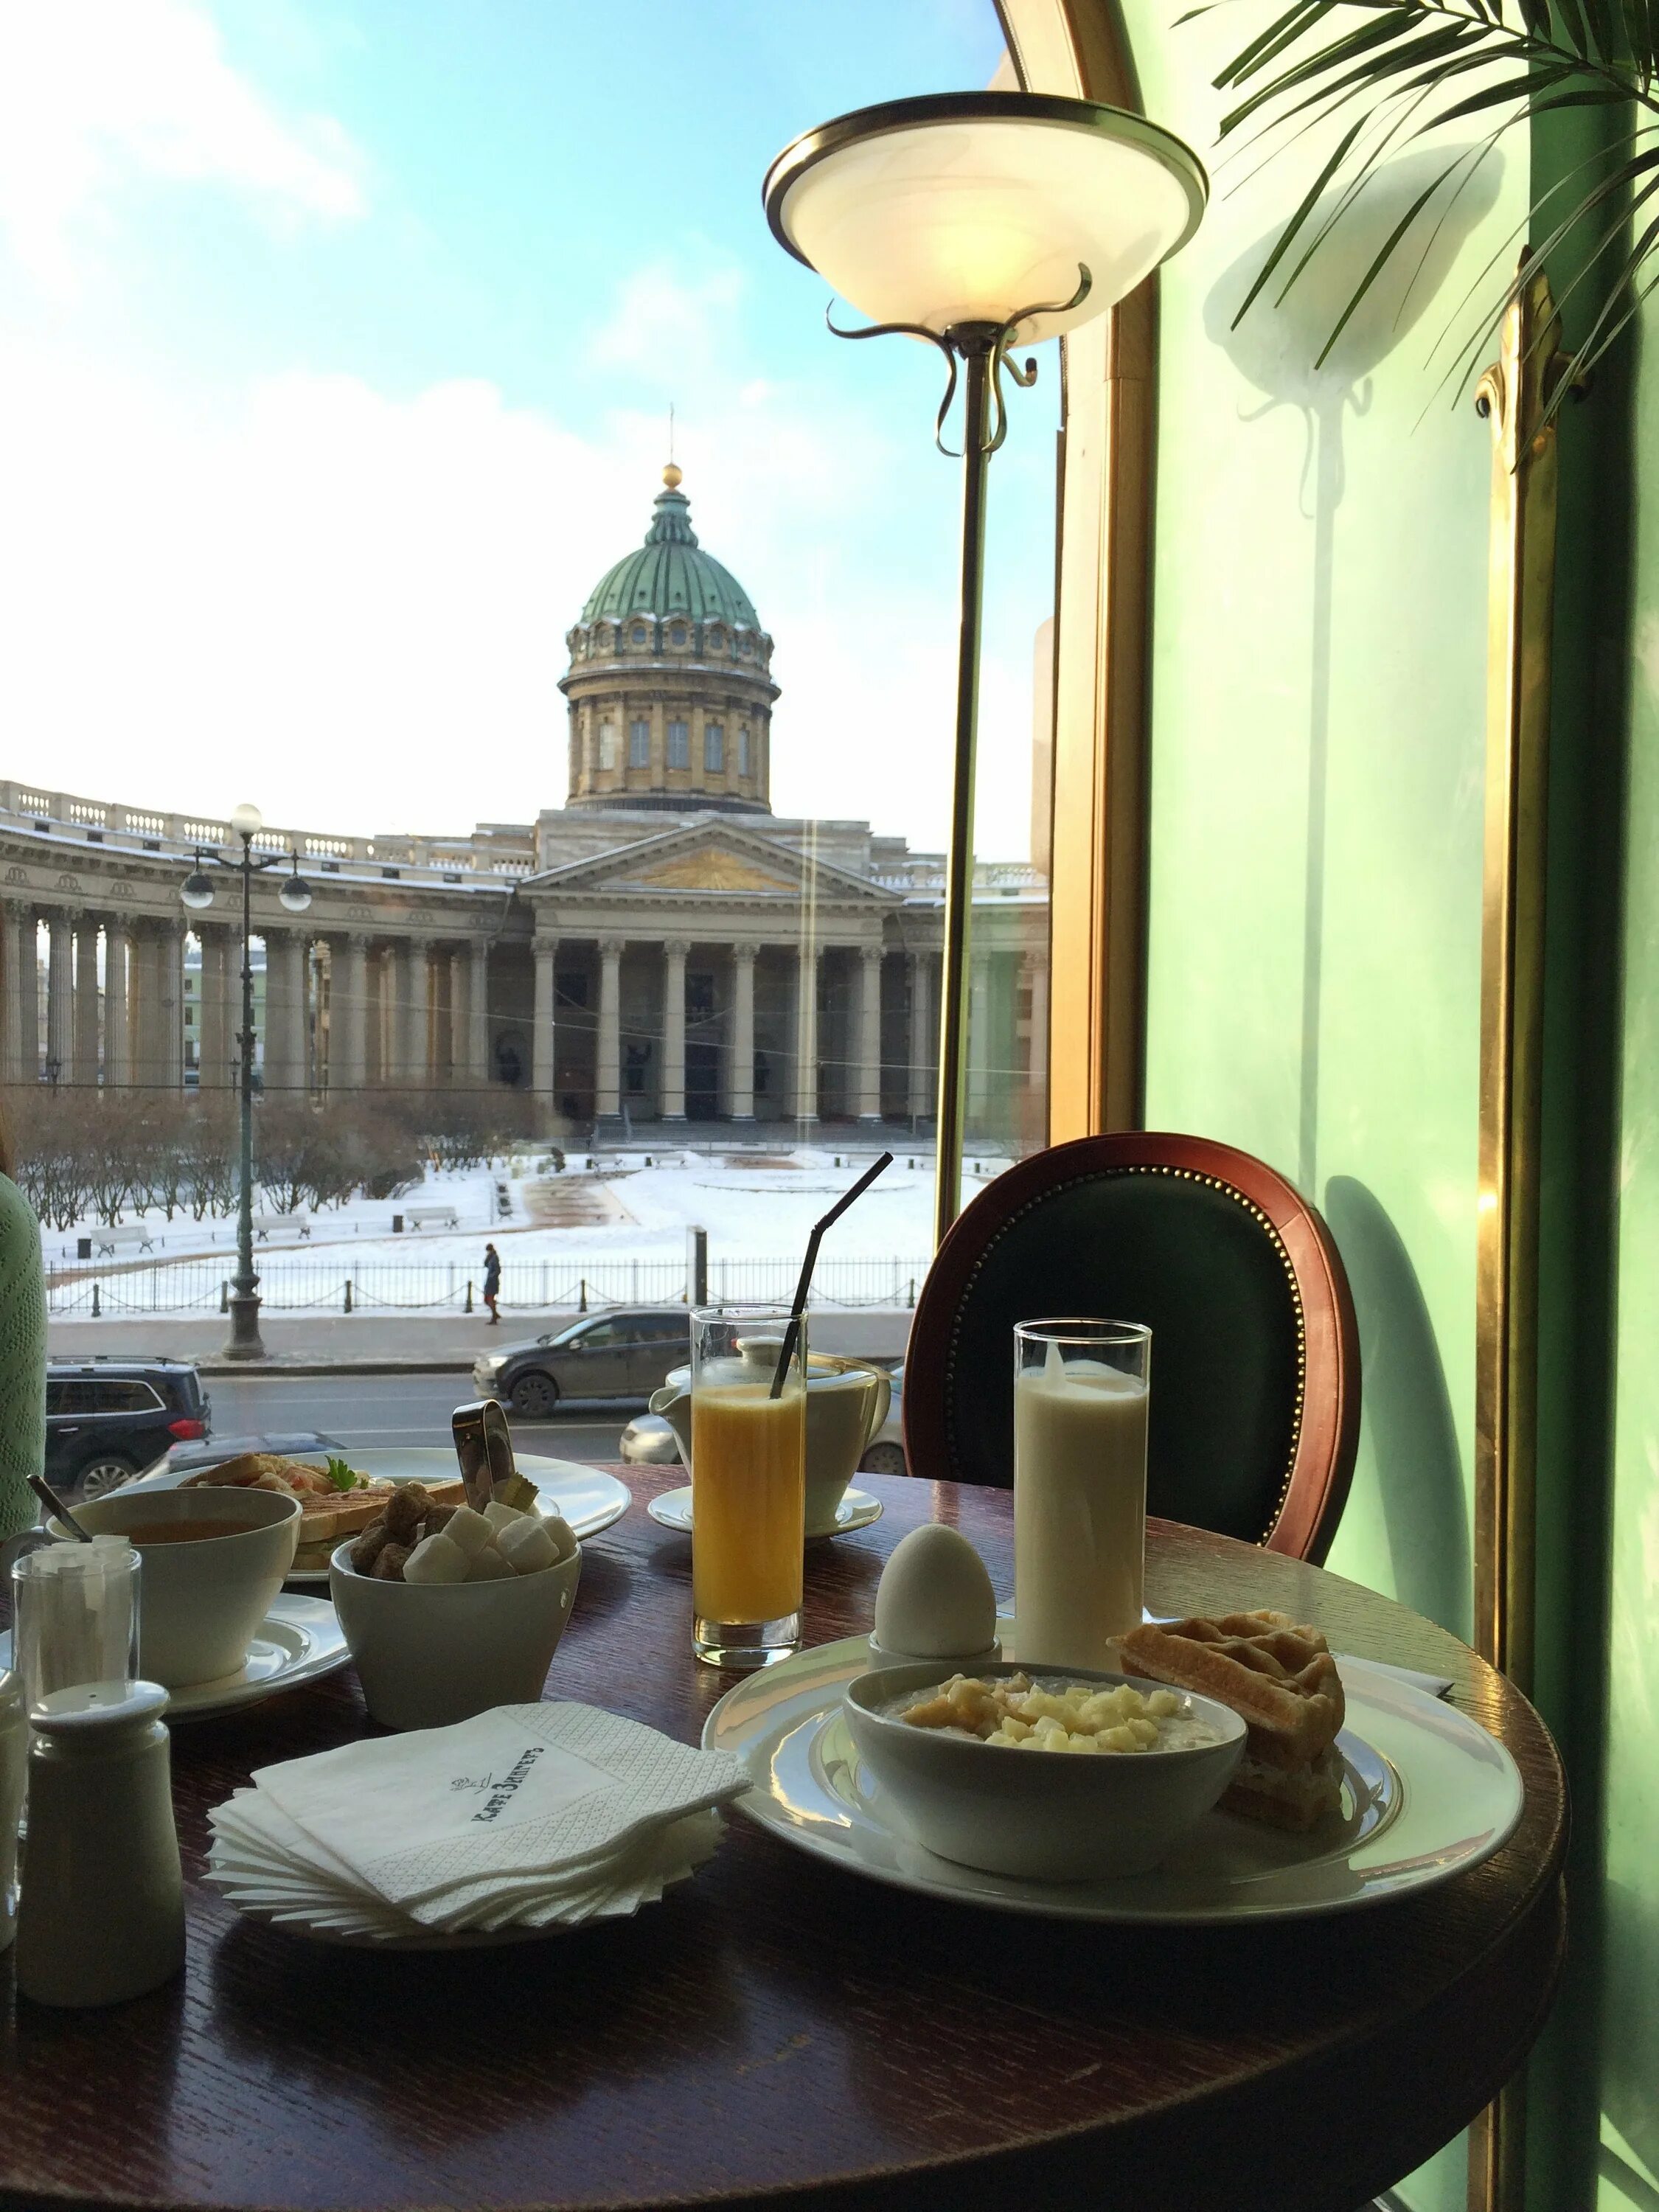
[844,1660,1245,1881]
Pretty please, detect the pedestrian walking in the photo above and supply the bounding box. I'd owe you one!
[482,1241,502,1326]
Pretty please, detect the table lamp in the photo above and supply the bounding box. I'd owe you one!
[764,91,1206,1239]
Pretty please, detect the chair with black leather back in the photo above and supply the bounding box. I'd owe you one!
[903,1132,1360,1563]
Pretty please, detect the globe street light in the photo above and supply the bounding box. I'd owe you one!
[179,807,312,1360]
[764,92,1205,1242]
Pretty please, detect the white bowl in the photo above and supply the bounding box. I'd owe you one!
[329,1542,581,1731]
[63,1486,301,1690]
[844,1661,1245,1882]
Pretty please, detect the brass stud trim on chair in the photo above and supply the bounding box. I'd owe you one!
[943,1163,1307,1546]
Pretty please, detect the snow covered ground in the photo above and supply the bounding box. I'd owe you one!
[44,1147,1015,1313]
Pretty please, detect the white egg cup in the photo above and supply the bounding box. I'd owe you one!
[863,1634,1003,1673]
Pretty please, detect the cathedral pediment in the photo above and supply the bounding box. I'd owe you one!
[524,818,891,904]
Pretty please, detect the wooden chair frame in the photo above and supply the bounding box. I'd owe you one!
[904,1132,1361,1564]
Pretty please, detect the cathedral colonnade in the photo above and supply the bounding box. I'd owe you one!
[0,890,1025,1132]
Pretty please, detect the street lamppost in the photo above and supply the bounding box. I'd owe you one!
[180,804,312,1360]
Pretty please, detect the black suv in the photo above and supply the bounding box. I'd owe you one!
[45,1360,211,1498]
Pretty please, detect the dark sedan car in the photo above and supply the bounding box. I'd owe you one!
[472,1307,690,1417]
[45,1359,210,1498]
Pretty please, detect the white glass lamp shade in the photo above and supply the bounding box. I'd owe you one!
[229,801,262,841]
[765,93,1206,344]
[179,869,215,912]
[279,866,313,914]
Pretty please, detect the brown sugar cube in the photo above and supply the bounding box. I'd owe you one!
[424,1502,456,1533]
[349,1518,391,1574]
[383,1486,431,1543]
[371,1540,412,1582]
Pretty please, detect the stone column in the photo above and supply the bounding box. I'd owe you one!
[793,943,819,1124]
[467,937,490,1087]
[198,925,230,1088]
[532,933,558,1118]
[128,925,153,1088]
[396,938,431,1093]
[907,951,933,1121]
[72,917,101,1085]
[448,947,467,1086]
[3,903,32,1085]
[1025,948,1048,1088]
[157,920,185,1088]
[45,913,72,1085]
[729,944,756,1122]
[967,950,992,1127]
[104,920,132,1088]
[660,938,687,1122]
[856,945,884,1124]
[263,929,305,1096]
[330,934,369,1092]
[596,938,623,1119]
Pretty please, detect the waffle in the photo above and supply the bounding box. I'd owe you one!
[1119,1609,1345,1774]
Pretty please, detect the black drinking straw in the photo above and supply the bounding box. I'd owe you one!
[769,1152,894,1397]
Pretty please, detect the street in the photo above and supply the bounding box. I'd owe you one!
[203,1371,648,1469]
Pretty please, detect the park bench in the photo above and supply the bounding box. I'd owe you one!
[93,1224,156,1256]
[250,1212,311,1242]
[406,1205,461,1231]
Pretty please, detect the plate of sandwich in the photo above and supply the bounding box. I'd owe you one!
[125,1449,630,1580]
[704,1607,1525,1924]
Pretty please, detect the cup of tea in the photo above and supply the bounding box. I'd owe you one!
[54,1489,300,1689]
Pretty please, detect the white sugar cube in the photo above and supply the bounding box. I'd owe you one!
[541,1512,578,1564]
[465,1544,515,1582]
[495,1515,557,1575]
[443,1505,493,1557]
[403,1532,470,1585]
[483,1500,527,1536]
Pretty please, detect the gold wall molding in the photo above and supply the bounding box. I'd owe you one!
[1469,262,1575,2212]
[996,0,1152,1138]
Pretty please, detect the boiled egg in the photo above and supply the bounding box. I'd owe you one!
[873,1523,997,1660]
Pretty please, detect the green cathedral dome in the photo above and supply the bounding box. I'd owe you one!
[580,467,760,630]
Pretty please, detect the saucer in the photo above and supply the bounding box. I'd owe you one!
[0,1595,350,1724]
[647,1486,883,1540]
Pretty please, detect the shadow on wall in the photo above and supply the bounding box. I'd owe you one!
[1324,1175,1470,1637]
[1203,152,1503,1199]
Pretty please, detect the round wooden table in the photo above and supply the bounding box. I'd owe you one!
[0,1469,1564,2212]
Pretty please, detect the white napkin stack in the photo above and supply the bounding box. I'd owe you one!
[206,1703,750,1944]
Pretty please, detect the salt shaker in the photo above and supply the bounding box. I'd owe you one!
[15,1680,185,2006]
[0,1668,24,1952]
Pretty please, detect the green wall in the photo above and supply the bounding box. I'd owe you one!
[1128,17,1529,2208]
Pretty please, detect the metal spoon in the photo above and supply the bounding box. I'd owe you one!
[28,1474,94,1543]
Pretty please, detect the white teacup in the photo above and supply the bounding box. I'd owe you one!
[650,1352,892,1537]
[60,1487,300,1689]
[330,1543,582,1731]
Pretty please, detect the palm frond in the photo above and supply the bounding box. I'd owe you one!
[1206,0,1659,406]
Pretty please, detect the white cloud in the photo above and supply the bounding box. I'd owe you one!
[0,330,1040,859]
[0,0,364,293]
[588,260,748,380]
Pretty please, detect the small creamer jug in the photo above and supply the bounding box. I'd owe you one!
[15,1680,186,2007]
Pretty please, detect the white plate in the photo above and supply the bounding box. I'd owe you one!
[702,1631,1524,1924]
[0,1594,349,1724]
[128,1451,631,1583]
[647,1484,883,1540]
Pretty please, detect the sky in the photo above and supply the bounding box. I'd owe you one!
[0,0,1057,859]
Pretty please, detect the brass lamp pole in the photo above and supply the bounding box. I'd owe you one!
[763,92,1205,1242]
[181,807,313,1360]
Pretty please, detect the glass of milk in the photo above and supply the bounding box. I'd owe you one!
[1012,1319,1151,1669]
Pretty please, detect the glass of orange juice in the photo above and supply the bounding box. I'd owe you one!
[689,1304,807,1669]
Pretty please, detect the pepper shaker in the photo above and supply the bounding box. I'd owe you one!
[15,1680,185,2006]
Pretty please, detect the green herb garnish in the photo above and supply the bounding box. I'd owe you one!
[324,1456,360,1492]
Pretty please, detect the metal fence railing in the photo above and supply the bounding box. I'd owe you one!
[46,1255,931,1318]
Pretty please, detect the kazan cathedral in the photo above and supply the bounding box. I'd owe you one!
[0,470,1046,1141]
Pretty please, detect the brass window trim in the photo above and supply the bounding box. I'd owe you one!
[996,0,1152,1140]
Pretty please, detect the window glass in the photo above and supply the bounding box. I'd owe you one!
[738,727,751,776]
[705,723,724,773]
[631,624,647,645]
[91,1380,159,1413]
[667,719,689,769]
[629,719,650,768]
